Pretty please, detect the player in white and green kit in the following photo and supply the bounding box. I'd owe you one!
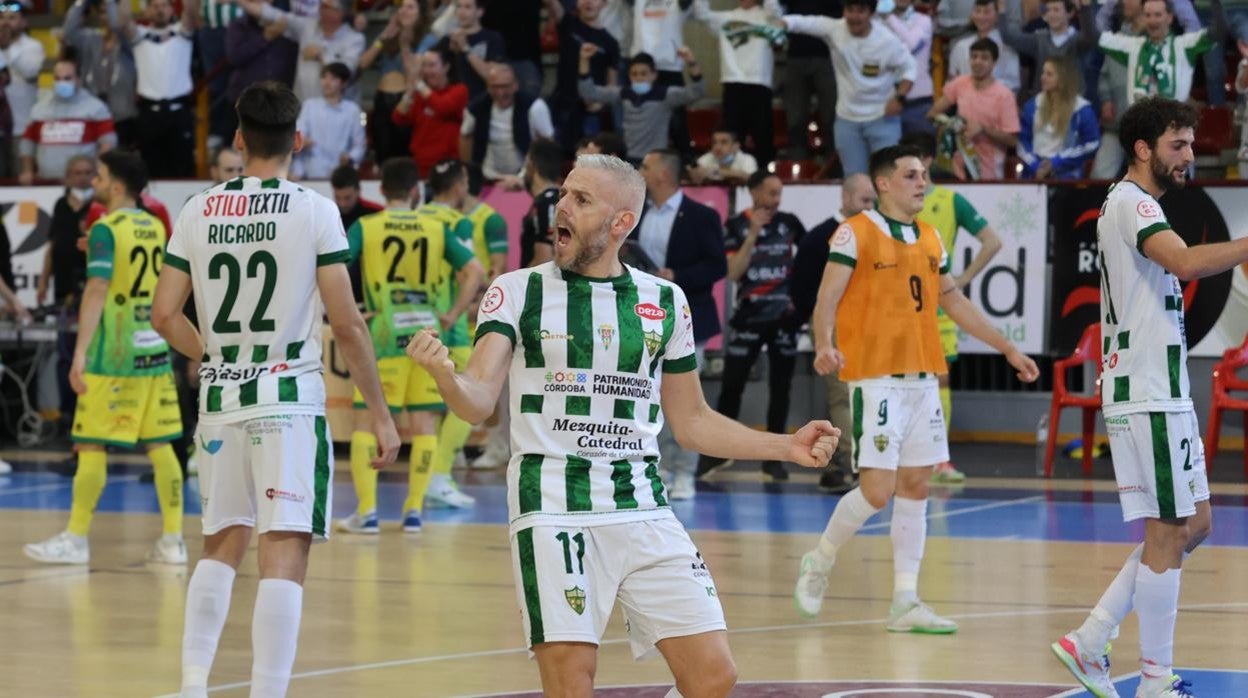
[152,82,399,697]
[1051,97,1244,698]
[408,154,840,696]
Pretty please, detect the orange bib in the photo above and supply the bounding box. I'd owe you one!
[835,212,948,381]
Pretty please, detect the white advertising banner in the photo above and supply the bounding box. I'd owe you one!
[737,182,1048,354]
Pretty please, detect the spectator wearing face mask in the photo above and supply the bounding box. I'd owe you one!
[688,125,758,184]
[19,51,115,185]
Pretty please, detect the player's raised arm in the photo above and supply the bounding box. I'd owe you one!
[407,328,511,425]
[318,263,400,466]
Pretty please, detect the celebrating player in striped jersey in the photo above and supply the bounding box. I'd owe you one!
[407,154,840,697]
[151,81,400,698]
[24,150,186,566]
[796,145,1039,634]
[1052,97,1236,698]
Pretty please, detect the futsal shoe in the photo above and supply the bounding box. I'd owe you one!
[23,531,89,565]
[1051,634,1119,697]
[402,510,423,533]
[886,601,958,634]
[793,551,831,618]
[930,461,966,483]
[469,441,509,470]
[425,475,475,508]
[668,473,696,501]
[762,460,788,481]
[0,458,11,473]
[148,534,188,564]
[1137,675,1194,698]
[335,511,380,534]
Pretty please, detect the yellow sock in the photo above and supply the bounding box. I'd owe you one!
[148,443,183,535]
[67,450,108,537]
[350,431,379,516]
[939,386,952,433]
[403,434,438,515]
[435,413,473,476]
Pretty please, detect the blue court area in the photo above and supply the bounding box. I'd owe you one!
[3,466,1248,547]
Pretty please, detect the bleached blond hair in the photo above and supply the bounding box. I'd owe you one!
[574,154,647,229]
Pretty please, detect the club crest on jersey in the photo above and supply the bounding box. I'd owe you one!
[635,303,666,321]
[564,587,586,615]
[1137,200,1161,218]
[874,435,889,452]
[643,329,663,356]
[481,285,504,313]
[598,324,614,350]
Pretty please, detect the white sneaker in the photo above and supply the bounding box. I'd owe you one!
[886,601,959,634]
[0,458,12,474]
[335,511,379,534]
[425,475,475,508]
[469,446,509,470]
[24,531,89,565]
[1137,674,1194,698]
[669,473,696,501]
[1051,634,1119,697]
[149,534,187,564]
[186,453,198,476]
[794,551,831,619]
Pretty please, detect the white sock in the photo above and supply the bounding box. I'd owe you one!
[182,559,236,691]
[1077,543,1143,651]
[814,487,881,567]
[664,689,683,698]
[1135,566,1181,680]
[250,579,304,698]
[890,496,927,608]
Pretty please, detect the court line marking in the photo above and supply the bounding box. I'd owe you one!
[0,475,140,498]
[151,599,1248,697]
[859,494,1045,531]
[1047,667,1248,697]
[467,679,1074,698]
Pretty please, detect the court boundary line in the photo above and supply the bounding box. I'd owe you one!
[466,679,1075,698]
[858,494,1046,531]
[0,474,140,499]
[150,600,1248,697]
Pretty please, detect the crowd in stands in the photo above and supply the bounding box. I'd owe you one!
[0,0,1235,192]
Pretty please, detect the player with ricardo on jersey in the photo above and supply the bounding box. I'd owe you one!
[151,81,400,697]
[407,153,840,696]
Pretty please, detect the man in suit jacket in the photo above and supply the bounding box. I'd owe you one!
[632,148,727,500]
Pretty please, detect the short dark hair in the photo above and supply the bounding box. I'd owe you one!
[99,150,148,199]
[380,157,421,200]
[236,81,301,159]
[1042,0,1076,12]
[1142,0,1174,13]
[56,45,81,75]
[529,138,565,183]
[712,125,739,142]
[844,0,878,12]
[425,159,466,198]
[973,0,997,7]
[899,132,937,159]
[969,37,999,61]
[647,148,683,183]
[331,164,360,190]
[868,144,926,182]
[747,170,778,190]
[1118,95,1199,163]
[589,131,627,159]
[628,52,656,72]
[321,62,351,83]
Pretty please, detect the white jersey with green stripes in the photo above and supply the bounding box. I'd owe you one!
[166,176,351,425]
[1096,180,1192,417]
[475,262,699,534]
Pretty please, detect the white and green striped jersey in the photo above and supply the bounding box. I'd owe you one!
[1097,180,1191,417]
[475,263,698,533]
[166,176,351,425]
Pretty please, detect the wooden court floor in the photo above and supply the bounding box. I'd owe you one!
[2,481,1248,698]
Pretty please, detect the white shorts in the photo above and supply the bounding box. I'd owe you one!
[197,414,334,540]
[511,515,726,660]
[849,381,949,471]
[1106,411,1210,522]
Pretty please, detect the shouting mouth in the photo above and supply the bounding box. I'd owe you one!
[556,224,573,248]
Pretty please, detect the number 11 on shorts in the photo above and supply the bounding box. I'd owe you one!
[556,531,585,575]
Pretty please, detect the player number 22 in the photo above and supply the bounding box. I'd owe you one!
[556,531,585,575]
[208,251,278,334]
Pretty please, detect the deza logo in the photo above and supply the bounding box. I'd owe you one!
[634,303,666,321]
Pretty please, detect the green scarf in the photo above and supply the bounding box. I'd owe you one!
[1135,37,1176,99]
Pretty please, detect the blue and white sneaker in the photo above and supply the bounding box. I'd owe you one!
[335,511,379,535]
[402,510,423,533]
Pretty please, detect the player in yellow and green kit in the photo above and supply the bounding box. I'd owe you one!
[460,181,512,471]
[24,151,186,565]
[337,158,484,534]
[411,160,484,510]
[903,133,1002,483]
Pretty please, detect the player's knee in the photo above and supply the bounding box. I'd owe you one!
[860,484,892,510]
[676,656,737,698]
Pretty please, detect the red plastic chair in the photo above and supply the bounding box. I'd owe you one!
[1194,106,1233,155]
[1045,323,1102,477]
[1205,333,1248,478]
[769,159,820,182]
[686,107,722,153]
